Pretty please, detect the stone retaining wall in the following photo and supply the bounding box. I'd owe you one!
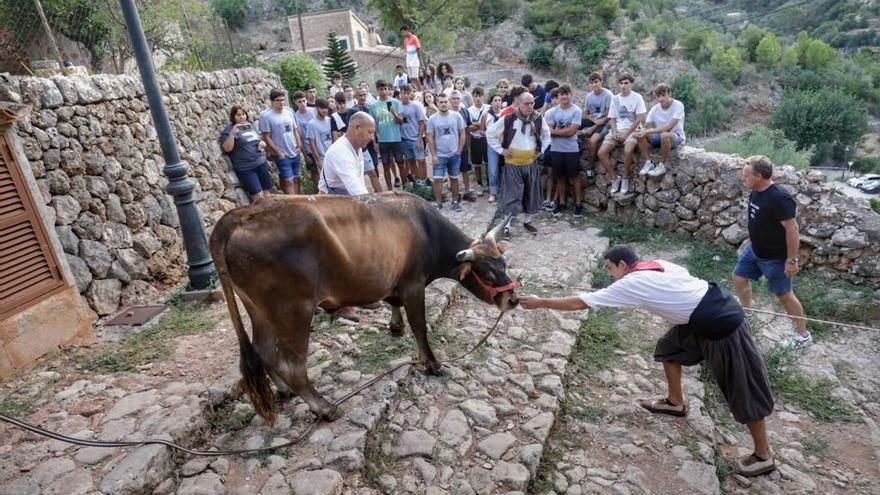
[581,142,880,287]
[0,69,282,316]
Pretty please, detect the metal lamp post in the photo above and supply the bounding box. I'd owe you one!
[118,0,216,290]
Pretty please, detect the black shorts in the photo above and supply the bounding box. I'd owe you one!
[550,151,580,179]
[460,141,472,172]
[654,321,774,424]
[379,142,404,167]
[541,150,553,168]
[580,118,609,136]
[469,137,487,165]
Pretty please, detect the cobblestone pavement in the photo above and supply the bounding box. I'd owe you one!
[1,193,878,494]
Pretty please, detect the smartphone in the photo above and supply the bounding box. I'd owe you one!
[237,123,253,132]
[386,101,393,111]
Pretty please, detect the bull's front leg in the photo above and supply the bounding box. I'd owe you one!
[389,304,405,336]
[403,290,442,375]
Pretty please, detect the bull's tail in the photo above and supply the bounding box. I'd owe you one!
[210,216,277,425]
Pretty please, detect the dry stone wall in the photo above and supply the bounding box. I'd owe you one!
[1,69,282,316]
[581,142,880,287]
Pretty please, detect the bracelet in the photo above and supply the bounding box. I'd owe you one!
[786,258,799,265]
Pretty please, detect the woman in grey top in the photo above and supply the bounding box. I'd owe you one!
[219,105,272,198]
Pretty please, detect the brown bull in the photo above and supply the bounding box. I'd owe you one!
[210,192,520,423]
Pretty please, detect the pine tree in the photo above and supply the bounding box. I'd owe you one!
[323,31,357,85]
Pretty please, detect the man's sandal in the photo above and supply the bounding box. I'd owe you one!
[735,452,776,477]
[639,398,688,417]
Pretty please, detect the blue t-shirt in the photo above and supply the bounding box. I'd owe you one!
[545,104,583,153]
[369,98,403,143]
[258,107,299,157]
[585,88,613,121]
[531,84,547,110]
[400,101,427,141]
[218,123,266,171]
[427,112,465,158]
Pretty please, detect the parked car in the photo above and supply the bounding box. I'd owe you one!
[860,177,880,194]
[847,174,880,188]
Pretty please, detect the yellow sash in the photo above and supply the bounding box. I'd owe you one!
[506,147,537,166]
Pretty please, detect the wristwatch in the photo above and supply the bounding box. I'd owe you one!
[786,258,800,265]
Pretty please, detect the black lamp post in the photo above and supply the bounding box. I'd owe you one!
[118,0,216,290]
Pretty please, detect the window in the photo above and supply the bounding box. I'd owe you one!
[357,31,363,48]
[336,36,350,51]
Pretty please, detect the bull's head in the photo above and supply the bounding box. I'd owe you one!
[454,215,520,312]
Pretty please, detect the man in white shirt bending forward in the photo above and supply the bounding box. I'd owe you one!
[517,245,778,479]
[319,112,376,196]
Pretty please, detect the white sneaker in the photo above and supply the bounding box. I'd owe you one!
[784,331,813,348]
[488,194,496,203]
[610,177,622,194]
[620,178,630,194]
[639,160,655,176]
[476,185,484,196]
[648,162,667,177]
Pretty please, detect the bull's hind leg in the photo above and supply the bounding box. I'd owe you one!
[403,291,442,375]
[389,304,405,336]
[246,306,295,399]
[266,303,340,420]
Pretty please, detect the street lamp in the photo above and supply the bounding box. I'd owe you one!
[118,0,216,290]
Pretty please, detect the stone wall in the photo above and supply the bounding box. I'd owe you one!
[582,143,880,287]
[0,69,282,316]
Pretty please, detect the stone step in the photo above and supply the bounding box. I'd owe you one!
[366,216,609,493]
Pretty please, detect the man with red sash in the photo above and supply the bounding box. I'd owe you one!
[518,245,776,477]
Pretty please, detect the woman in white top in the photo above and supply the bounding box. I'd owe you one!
[481,94,504,202]
[454,78,473,108]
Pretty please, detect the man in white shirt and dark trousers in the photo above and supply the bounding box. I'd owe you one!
[517,245,777,479]
[319,112,375,196]
[636,83,685,178]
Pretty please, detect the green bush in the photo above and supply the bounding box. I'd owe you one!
[524,0,616,40]
[576,35,610,65]
[770,89,868,152]
[870,198,880,215]
[527,45,555,70]
[210,0,247,30]
[681,29,720,67]
[738,24,767,62]
[852,155,880,174]
[709,47,742,85]
[780,46,799,68]
[755,33,780,67]
[268,53,324,98]
[705,126,813,170]
[478,0,520,25]
[802,39,837,70]
[689,90,733,136]
[654,26,676,54]
[670,73,698,111]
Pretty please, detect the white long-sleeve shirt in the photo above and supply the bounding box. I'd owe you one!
[579,261,708,324]
[318,135,368,195]
[486,113,551,158]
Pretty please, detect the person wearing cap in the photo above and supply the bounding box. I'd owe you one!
[517,245,777,478]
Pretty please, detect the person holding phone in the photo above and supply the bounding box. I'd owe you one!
[368,80,405,190]
[220,105,272,198]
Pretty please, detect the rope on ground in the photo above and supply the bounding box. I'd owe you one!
[524,281,880,333]
[0,312,508,456]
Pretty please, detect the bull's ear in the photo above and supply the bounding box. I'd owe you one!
[458,262,472,281]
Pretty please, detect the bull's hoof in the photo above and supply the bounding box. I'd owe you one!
[316,404,341,421]
[423,361,444,376]
[389,323,405,337]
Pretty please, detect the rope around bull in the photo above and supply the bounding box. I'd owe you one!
[526,281,880,333]
[0,312,510,457]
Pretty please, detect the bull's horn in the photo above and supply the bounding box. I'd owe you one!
[484,214,513,242]
[456,249,476,262]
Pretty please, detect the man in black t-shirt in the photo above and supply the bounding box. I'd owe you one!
[733,157,810,347]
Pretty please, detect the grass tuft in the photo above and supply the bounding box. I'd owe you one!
[77,301,218,373]
[572,310,623,373]
[800,434,830,458]
[762,345,857,422]
[0,398,35,418]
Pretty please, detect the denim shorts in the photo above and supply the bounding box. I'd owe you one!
[401,139,425,160]
[649,133,684,148]
[275,154,301,181]
[363,151,375,172]
[433,154,462,179]
[733,244,792,295]
[234,162,273,195]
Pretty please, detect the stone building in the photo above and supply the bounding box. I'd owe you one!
[287,9,405,77]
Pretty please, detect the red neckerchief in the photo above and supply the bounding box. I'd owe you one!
[628,260,665,273]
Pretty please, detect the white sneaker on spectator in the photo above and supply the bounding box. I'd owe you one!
[648,162,667,177]
[610,177,622,194]
[785,331,813,348]
[476,185,484,196]
[620,178,630,194]
[488,194,496,203]
[639,160,655,176]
